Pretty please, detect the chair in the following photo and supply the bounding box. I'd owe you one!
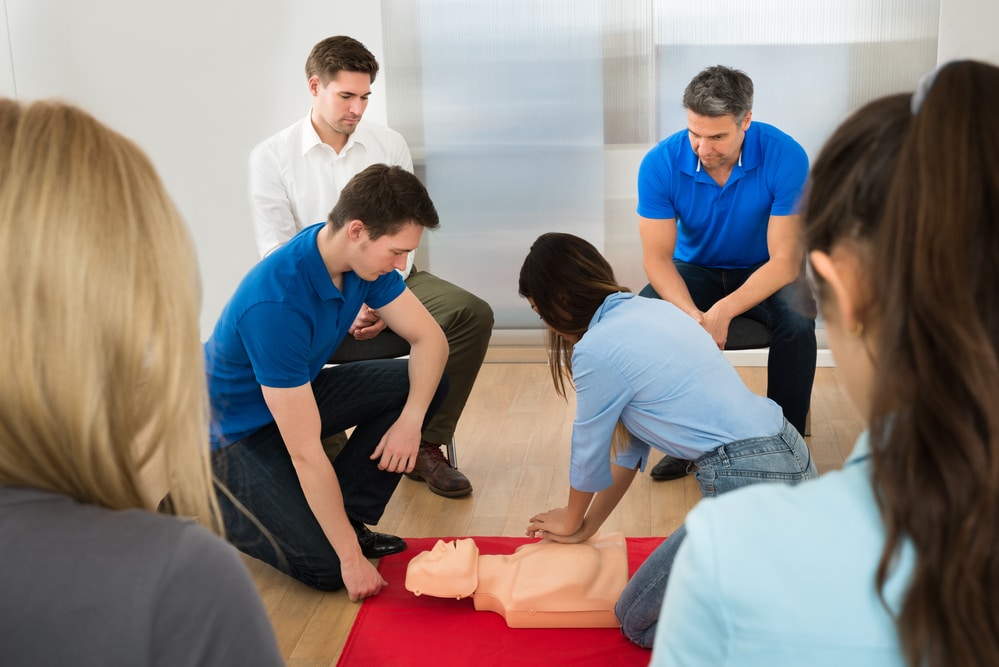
[725,316,773,351]
[725,316,811,436]
[327,331,459,467]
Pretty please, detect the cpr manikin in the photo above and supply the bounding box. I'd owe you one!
[404,532,628,628]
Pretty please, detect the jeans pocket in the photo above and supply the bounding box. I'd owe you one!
[694,467,717,497]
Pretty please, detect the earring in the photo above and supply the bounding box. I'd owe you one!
[847,322,864,338]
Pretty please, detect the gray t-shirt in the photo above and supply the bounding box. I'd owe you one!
[0,486,284,666]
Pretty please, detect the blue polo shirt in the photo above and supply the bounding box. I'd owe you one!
[205,223,405,449]
[569,292,783,492]
[637,122,808,269]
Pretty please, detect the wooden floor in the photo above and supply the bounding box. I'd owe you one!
[241,361,864,666]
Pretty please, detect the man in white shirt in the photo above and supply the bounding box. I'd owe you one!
[248,35,492,498]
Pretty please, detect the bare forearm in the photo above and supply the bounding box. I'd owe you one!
[715,256,800,317]
[261,384,363,564]
[577,465,637,539]
[401,336,448,423]
[291,449,365,566]
[646,259,701,318]
[639,216,700,318]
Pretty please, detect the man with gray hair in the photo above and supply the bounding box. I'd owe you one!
[636,65,816,481]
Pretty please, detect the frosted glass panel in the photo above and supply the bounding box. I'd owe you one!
[384,0,605,328]
[382,0,939,330]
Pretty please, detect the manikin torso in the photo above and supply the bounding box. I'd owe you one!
[405,532,628,628]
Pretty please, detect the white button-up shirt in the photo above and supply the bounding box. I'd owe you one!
[248,113,413,261]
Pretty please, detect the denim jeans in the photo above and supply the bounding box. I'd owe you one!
[211,359,449,591]
[639,260,817,435]
[613,419,817,647]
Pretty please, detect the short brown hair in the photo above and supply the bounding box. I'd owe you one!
[328,164,439,239]
[305,35,379,85]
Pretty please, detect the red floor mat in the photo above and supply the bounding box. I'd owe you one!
[337,535,665,667]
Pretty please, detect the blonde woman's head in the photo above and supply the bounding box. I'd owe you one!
[0,98,221,531]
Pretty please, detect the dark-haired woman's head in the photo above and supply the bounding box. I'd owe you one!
[519,232,629,395]
[518,232,629,339]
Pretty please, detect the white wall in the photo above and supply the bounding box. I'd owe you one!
[2,0,385,337]
[938,0,999,65]
[2,0,995,339]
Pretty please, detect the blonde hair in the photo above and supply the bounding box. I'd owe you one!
[0,99,222,533]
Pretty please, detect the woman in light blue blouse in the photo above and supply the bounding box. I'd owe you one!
[652,61,999,667]
[518,232,817,648]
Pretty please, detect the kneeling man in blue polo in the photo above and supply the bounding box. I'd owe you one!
[205,164,449,602]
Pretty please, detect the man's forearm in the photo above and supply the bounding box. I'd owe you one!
[716,255,801,317]
[289,445,366,566]
[647,260,701,318]
[400,337,448,423]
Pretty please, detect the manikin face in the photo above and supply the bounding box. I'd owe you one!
[686,110,752,171]
[405,538,478,599]
[351,221,422,281]
[309,70,372,143]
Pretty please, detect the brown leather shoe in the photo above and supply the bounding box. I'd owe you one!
[405,441,473,498]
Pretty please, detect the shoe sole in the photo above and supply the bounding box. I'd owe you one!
[650,471,692,482]
[650,465,695,482]
[361,544,407,559]
[405,471,473,498]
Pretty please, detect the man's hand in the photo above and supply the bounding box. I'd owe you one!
[349,305,388,340]
[526,506,583,540]
[370,413,423,473]
[341,556,388,602]
[700,303,733,349]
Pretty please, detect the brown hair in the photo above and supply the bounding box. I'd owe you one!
[867,60,999,667]
[305,35,379,85]
[518,232,630,398]
[328,163,439,239]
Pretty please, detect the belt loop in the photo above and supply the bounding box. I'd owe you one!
[716,444,730,467]
[781,417,794,444]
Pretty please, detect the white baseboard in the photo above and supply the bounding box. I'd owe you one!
[722,348,835,367]
[487,329,836,367]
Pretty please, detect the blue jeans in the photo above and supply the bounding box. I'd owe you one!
[613,419,817,647]
[211,359,449,591]
[639,260,817,435]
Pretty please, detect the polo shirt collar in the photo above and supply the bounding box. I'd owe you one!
[739,122,762,171]
[680,122,761,180]
[303,225,343,302]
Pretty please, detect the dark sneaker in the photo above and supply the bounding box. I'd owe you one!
[650,455,693,481]
[406,441,473,498]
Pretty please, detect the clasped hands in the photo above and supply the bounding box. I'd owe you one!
[526,507,588,544]
[689,304,732,350]
[349,304,388,340]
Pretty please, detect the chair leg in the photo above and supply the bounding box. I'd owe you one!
[446,437,458,470]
